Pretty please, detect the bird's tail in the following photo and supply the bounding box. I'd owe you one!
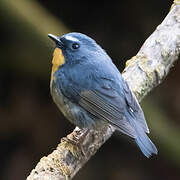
[135,124,158,158]
[124,109,158,158]
[135,132,157,158]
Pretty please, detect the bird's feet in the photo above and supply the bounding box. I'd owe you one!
[61,127,89,158]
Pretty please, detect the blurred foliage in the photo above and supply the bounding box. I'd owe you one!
[0,0,180,180]
[1,0,68,77]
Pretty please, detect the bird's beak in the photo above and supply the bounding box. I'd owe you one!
[48,34,64,48]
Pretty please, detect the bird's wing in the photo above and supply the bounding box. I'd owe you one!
[56,60,148,137]
[122,79,149,133]
[78,87,137,138]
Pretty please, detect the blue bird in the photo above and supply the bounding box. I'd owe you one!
[48,32,157,158]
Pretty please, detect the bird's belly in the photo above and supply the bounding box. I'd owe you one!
[50,83,76,124]
[50,82,102,129]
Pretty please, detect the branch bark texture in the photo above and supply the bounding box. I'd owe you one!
[27,1,180,180]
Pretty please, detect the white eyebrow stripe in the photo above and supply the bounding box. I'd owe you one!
[65,35,79,42]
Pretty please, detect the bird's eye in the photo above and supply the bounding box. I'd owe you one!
[72,42,80,49]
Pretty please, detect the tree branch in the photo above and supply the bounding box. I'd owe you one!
[26,1,180,180]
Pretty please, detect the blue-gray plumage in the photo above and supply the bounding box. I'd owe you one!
[48,32,158,158]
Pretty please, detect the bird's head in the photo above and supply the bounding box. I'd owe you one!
[48,32,109,83]
[48,32,106,66]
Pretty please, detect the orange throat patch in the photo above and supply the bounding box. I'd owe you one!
[51,48,65,84]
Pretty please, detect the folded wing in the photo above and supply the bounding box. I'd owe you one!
[79,89,137,138]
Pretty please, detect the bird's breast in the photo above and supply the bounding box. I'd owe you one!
[50,48,65,86]
[50,82,80,125]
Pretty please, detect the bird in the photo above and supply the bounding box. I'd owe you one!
[48,32,158,158]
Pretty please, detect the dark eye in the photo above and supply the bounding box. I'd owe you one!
[72,42,80,49]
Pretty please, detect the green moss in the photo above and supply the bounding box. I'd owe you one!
[60,140,82,158]
[125,56,137,67]
[174,0,180,5]
[139,88,147,98]
[171,0,180,10]
[141,56,148,64]
[156,64,163,79]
